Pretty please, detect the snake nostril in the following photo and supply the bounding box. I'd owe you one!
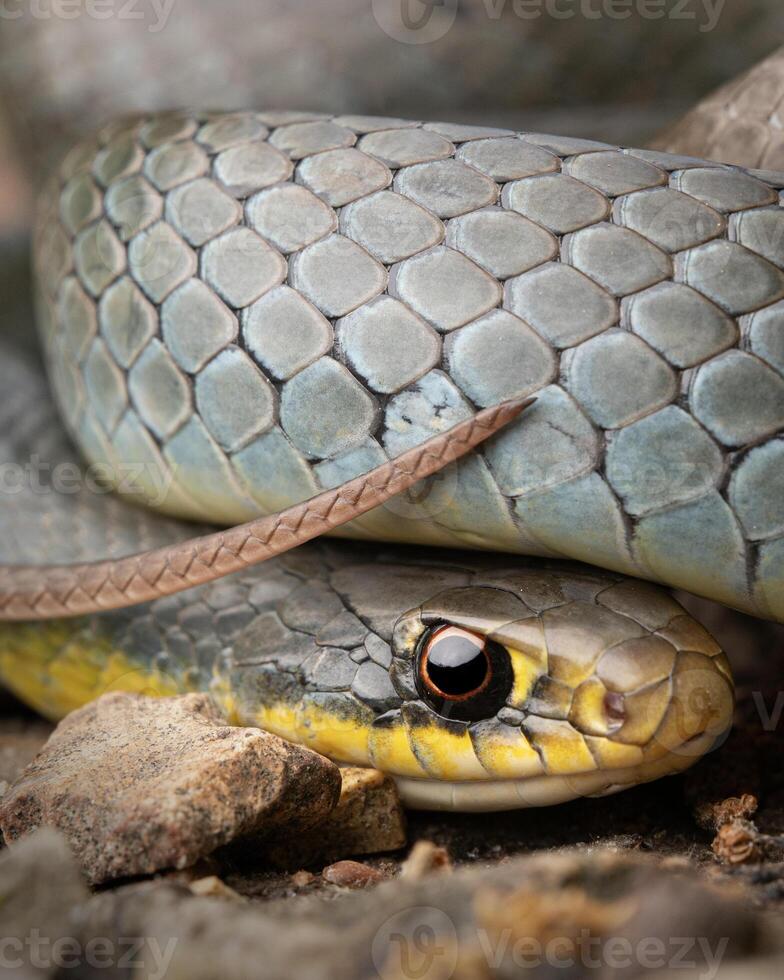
[604,691,626,731]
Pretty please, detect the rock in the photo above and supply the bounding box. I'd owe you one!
[0,828,88,979]
[264,766,406,868]
[322,859,385,888]
[188,876,244,902]
[400,840,452,881]
[0,692,341,884]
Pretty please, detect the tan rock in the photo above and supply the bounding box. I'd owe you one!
[0,692,341,885]
[264,766,406,868]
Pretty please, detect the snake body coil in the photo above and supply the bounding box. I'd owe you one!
[33,110,784,623]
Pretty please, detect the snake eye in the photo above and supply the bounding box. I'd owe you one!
[419,626,491,699]
[416,624,513,722]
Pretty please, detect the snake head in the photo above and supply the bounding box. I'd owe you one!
[230,552,734,811]
[375,563,733,810]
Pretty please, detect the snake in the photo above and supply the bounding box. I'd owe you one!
[5,59,784,810]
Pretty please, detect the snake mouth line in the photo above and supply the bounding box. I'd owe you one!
[393,730,722,811]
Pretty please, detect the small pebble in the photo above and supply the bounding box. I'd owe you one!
[189,876,244,902]
[322,860,385,888]
[290,870,315,888]
[400,840,452,881]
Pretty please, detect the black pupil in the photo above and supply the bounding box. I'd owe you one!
[426,631,488,697]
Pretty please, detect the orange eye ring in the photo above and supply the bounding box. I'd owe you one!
[415,622,514,722]
[418,625,494,702]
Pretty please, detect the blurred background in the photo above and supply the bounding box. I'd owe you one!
[0,0,783,237]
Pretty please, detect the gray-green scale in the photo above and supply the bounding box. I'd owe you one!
[28,109,784,622]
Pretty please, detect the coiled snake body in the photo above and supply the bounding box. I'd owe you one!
[5,90,784,808]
